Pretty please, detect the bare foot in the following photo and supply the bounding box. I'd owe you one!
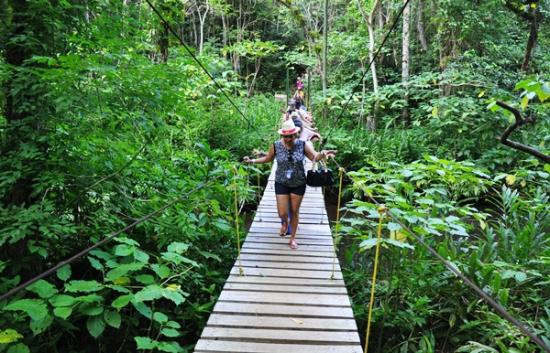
[279,222,288,237]
[289,239,298,249]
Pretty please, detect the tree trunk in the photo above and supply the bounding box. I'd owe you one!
[197,1,210,55]
[221,11,228,49]
[357,0,380,131]
[322,0,328,97]
[521,13,538,72]
[248,58,261,97]
[416,0,428,51]
[401,0,411,126]
[159,23,169,63]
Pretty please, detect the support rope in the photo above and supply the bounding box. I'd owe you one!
[232,167,245,276]
[364,205,386,353]
[330,167,345,280]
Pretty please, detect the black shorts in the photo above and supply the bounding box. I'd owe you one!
[274,182,306,196]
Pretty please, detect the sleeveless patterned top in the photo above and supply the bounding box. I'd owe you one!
[274,140,306,187]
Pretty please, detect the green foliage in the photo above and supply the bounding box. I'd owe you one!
[341,157,549,352]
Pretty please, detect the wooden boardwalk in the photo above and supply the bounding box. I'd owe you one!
[194,162,362,353]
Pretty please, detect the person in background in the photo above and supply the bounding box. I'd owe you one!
[243,120,336,249]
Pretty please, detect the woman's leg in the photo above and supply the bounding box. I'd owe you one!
[276,194,290,236]
[288,191,304,248]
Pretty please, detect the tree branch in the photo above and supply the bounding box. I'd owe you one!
[496,101,550,163]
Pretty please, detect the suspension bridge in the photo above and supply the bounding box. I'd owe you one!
[193,161,362,353]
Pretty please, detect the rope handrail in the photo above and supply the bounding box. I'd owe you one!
[0,177,222,302]
[328,159,550,353]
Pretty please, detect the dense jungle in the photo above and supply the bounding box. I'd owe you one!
[0,0,549,352]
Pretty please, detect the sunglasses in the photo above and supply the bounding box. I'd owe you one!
[282,134,295,138]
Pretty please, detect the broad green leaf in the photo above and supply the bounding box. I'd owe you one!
[213,219,232,232]
[157,341,184,353]
[161,289,185,305]
[114,244,134,257]
[135,285,163,302]
[132,301,153,318]
[104,310,121,328]
[114,237,140,246]
[106,262,145,281]
[167,242,189,254]
[50,294,77,307]
[136,274,155,285]
[79,303,104,316]
[27,280,58,299]
[359,238,378,250]
[153,312,168,323]
[134,249,150,263]
[387,222,402,232]
[385,238,415,250]
[0,329,23,344]
[86,315,105,338]
[5,299,48,321]
[112,294,132,309]
[165,320,181,329]
[135,337,157,349]
[53,306,73,319]
[151,264,171,279]
[56,265,71,281]
[7,343,30,353]
[514,271,527,282]
[161,328,180,337]
[77,294,103,303]
[88,257,104,271]
[65,280,103,293]
[30,314,53,335]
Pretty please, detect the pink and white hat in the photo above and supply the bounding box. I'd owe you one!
[278,119,301,135]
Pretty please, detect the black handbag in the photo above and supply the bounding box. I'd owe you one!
[306,161,334,187]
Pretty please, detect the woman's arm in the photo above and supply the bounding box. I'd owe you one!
[244,143,276,164]
[304,142,337,162]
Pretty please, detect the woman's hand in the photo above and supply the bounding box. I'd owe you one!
[321,150,337,159]
[243,156,253,163]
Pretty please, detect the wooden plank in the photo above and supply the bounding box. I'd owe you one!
[240,248,335,258]
[223,283,347,294]
[201,327,360,343]
[238,253,337,263]
[242,243,334,253]
[213,302,354,318]
[245,236,334,246]
[219,291,351,306]
[254,217,328,225]
[226,275,345,287]
[230,267,343,280]
[250,223,332,231]
[253,215,328,223]
[238,260,340,271]
[246,232,334,241]
[257,207,327,215]
[206,314,357,330]
[195,340,362,353]
[249,227,332,236]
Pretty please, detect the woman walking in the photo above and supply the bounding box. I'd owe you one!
[243,120,336,249]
